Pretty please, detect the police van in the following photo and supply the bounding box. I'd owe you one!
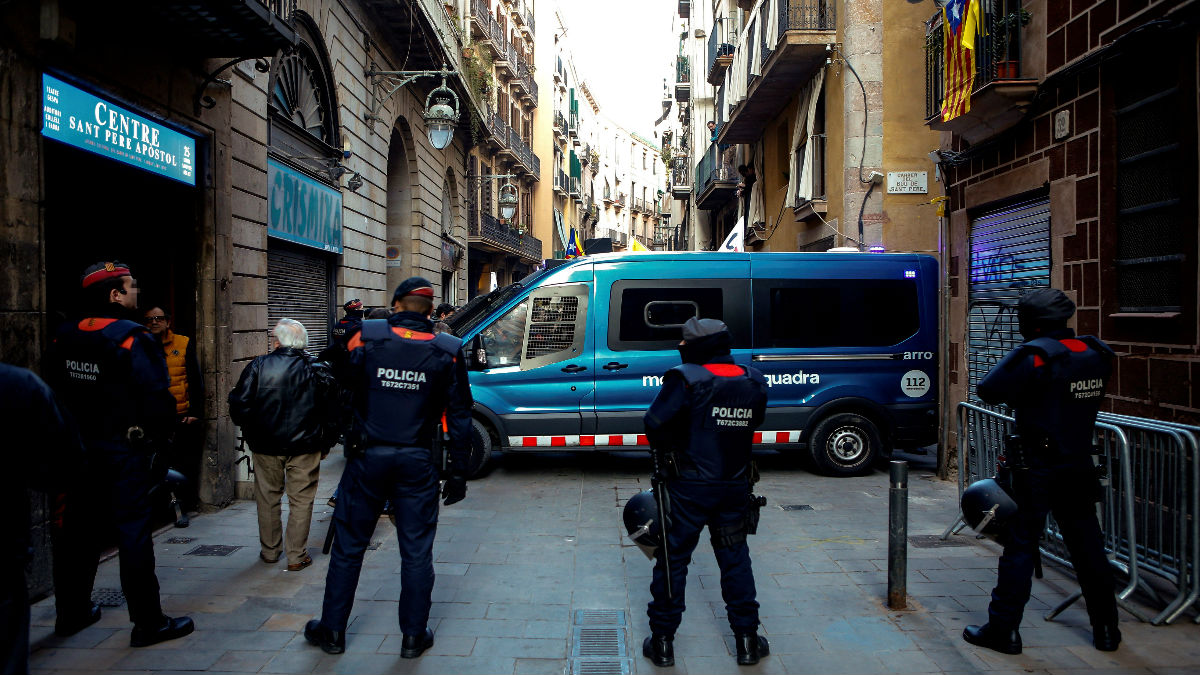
[447,251,939,477]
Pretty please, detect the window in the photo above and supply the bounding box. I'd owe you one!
[480,300,528,367]
[756,279,920,348]
[479,284,589,370]
[608,279,750,350]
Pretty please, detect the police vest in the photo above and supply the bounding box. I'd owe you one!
[162,331,190,415]
[1014,335,1114,457]
[670,362,768,481]
[331,317,361,347]
[54,318,151,442]
[354,319,462,449]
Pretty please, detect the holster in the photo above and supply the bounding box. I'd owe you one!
[655,448,682,479]
[745,494,766,535]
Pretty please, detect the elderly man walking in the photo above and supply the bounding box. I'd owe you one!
[229,319,341,571]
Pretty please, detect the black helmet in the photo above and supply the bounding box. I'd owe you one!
[960,478,1019,538]
[623,489,663,554]
[1018,288,1075,339]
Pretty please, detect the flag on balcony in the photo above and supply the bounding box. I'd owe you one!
[631,238,650,252]
[941,0,984,122]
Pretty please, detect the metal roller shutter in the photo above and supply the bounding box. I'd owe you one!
[268,245,332,353]
[966,195,1051,406]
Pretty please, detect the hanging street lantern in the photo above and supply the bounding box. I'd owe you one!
[423,76,460,150]
[498,181,519,221]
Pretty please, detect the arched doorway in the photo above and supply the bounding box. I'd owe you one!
[386,117,415,292]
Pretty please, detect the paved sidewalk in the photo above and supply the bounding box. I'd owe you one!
[28,449,1200,674]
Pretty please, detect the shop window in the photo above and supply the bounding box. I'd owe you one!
[757,279,919,348]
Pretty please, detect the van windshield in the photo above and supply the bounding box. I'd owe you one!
[446,264,560,337]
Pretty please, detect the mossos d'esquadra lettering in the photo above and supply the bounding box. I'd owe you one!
[377,368,427,390]
[640,371,822,388]
[65,359,100,381]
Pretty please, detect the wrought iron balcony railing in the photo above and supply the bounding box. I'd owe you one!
[925,0,1026,120]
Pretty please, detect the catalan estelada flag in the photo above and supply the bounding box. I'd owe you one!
[565,227,583,258]
[941,0,983,122]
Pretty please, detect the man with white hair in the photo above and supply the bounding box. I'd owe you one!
[229,319,342,571]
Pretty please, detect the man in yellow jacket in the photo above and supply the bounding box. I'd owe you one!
[143,305,204,527]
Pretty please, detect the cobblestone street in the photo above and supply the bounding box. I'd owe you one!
[28,450,1200,674]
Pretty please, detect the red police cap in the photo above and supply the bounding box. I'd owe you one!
[81,261,131,288]
[392,277,435,303]
[344,298,364,311]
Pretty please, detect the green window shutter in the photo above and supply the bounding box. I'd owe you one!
[569,151,581,178]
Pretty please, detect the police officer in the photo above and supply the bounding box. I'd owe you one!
[964,288,1120,654]
[44,261,194,647]
[305,277,473,657]
[319,299,364,371]
[641,317,770,667]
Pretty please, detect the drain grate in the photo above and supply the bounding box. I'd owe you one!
[909,535,973,549]
[572,626,626,657]
[572,659,631,675]
[92,588,126,607]
[780,504,814,511]
[573,609,626,625]
[165,536,196,544]
[184,544,243,557]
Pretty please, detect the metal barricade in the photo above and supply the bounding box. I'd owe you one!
[942,402,1013,539]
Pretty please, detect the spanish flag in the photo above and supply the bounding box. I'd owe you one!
[941,0,984,122]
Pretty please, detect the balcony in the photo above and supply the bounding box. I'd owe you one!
[675,56,691,102]
[569,176,581,200]
[495,41,515,78]
[501,124,538,178]
[147,0,297,55]
[718,0,836,144]
[553,110,566,139]
[602,187,615,205]
[678,0,690,19]
[696,145,737,210]
[669,154,692,199]
[568,111,579,138]
[470,0,492,40]
[485,111,508,151]
[924,2,1037,144]
[470,211,542,263]
[554,169,568,195]
[707,25,735,86]
[616,193,628,209]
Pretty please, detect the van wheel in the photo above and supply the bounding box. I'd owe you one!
[464,418,495,479]
[808,413,881,476]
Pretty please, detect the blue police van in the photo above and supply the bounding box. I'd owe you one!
[447,251,939,477]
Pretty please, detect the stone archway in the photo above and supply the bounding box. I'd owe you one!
[386,117,416,291]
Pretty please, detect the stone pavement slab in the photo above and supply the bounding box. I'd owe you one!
[27,448,1200,674]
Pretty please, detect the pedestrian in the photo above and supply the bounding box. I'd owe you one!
[43,261,194,648]
[434,303,456,322]
[640,317,770,667]
[305,277,473,657]
[142,305,204,527]
[964,288,1120,654]
[0,363,86,673]
[228,319,342,572]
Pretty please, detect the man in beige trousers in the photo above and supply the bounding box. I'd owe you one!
[229,319,341,571]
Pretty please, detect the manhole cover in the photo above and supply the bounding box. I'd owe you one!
[780,504,814,511]
[909,535,973,549]
[184,544,243,557]
[91,588,126,607]
[165,536,196,544]
[574,609,626,625]
[572,626,626,658]
[572,659,631,675]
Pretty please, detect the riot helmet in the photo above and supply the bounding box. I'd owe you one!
[960,478,1019,538]
[1018,288,1075,340]
[623,489,664,559]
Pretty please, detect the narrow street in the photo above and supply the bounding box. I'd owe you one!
[28,451,1200,675]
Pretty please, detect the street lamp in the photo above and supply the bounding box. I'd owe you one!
[498,182,519,221]
[364,65,461,149]
[423,77,460,150]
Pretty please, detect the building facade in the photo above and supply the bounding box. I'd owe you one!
[927,0,1200,472]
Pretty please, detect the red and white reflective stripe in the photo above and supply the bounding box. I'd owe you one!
[505,431,803,448]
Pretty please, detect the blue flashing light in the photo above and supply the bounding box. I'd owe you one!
[868,245,886,253]
[904,270,917,279]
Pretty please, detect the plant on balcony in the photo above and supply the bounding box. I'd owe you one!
[463,50,496,105]
[992,7,1031,77]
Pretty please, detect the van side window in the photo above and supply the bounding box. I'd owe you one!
[479,283,589,370]
[758,279,919,348]
[480,300,528,367]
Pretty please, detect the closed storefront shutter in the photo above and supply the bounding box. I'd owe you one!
[268,244,332,353]
[966,195,1051,405]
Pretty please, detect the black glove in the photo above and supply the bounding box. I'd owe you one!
[442,475,467,506]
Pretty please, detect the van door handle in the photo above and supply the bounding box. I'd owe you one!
[603,362,628,370]
[561,364,587,373]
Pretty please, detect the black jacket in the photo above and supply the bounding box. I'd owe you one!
[228,347,341,456]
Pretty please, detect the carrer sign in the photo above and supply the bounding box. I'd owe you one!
[41,73,196,185]
[886,171,928,194]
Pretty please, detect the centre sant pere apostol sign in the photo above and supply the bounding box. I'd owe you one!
[41,73,196,185]
[267,158,343,254]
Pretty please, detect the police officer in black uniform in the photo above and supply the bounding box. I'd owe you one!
[305,277,473,657]
[964,288,1120,655]
[318,299,364,371]
[45,261,194,647]
[642,317,770,667]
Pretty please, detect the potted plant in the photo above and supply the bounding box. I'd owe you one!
[992,6,1031,79]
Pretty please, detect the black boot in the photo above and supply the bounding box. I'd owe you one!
[304,619,345,654]
[1093,623,1121,652]
[400,627,434,658]
[963,623,1022,655]
[54,603,102,637]
[130,615,194,648]
[642,634,674,667]
[735,632,770,666]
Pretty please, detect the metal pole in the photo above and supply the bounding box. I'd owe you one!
[888,460,909,610]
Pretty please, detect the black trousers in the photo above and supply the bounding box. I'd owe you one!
[989,459,1118,631]
[52,442,164,627]
[0,564,29,675]
[648,479,759,637]
[319,446,439,635]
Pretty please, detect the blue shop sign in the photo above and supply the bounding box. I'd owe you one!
[41,73,196,185]
[267,158,343,254]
